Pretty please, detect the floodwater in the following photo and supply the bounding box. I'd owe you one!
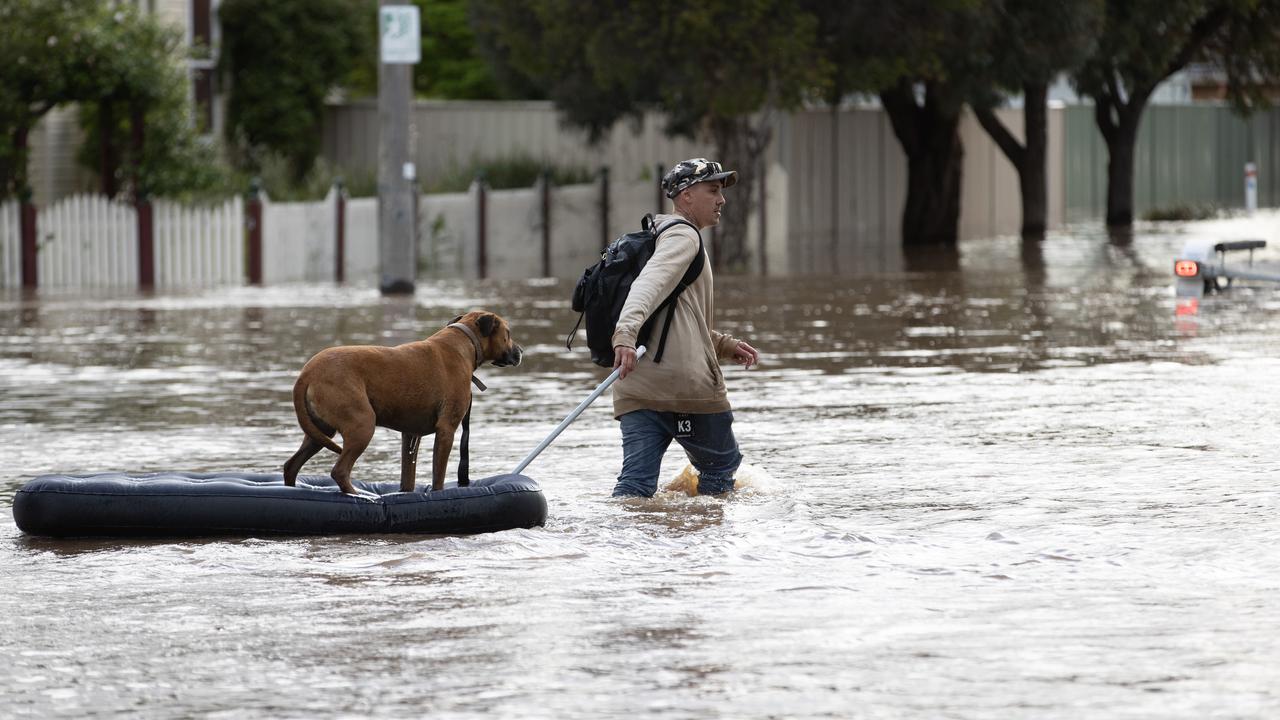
[4,217,1280,719]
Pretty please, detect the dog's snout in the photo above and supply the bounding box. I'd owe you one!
[493,344,522,367]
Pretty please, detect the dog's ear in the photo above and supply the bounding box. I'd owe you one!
[477,313,497,337]
[448,314,463,326]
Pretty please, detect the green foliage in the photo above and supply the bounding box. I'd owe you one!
[426,154,594,193]
[218,0,370,180]
[1074,0,1219,111]
[71,4,234,199]
[1142,202,1223,221]
[0,0,100,198]
[417,0,503,98]
[343,0,509,100]
[471,0,821,140]
[252,154,376,201]
[471,0,821,267]
[0,0,232,200]
[974,0,1102,103]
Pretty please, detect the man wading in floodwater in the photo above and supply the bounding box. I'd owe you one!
[610,158,760,497]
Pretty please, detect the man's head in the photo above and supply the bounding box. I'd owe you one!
[662,158,737,229]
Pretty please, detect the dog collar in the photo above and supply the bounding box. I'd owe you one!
[447,322,488,391]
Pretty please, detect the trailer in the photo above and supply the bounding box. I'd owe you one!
[1173,238,1280,298]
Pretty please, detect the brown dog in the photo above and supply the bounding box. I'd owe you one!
[282,311,522,494]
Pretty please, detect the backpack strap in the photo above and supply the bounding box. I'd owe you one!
[646,218,705,363]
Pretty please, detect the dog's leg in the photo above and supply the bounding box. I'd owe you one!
[429,424,456,492]
[400,433,421,492]
[330,418,374,496]
[283,436,326,486]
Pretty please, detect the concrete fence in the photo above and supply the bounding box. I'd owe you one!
[416,166,788,281]
[0,201,21,289]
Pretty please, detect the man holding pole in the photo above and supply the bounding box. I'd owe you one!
[609,158,760,498]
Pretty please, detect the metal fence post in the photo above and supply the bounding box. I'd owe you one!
[137,196,155,289]
[476,173,488,279]
[758,163,768,276]
[540,169,552,277]
[246,179,263,285]
[334,178,346,284]
[20,198,36,290]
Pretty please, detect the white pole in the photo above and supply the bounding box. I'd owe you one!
[1245,162,1258,215]
[512,345,646,476]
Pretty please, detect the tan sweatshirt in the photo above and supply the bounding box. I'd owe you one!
[610,214,741,418]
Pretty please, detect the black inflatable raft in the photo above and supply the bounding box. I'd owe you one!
[12,471,547,538]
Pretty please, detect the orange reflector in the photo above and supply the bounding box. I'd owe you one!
[1174,259,1200,278]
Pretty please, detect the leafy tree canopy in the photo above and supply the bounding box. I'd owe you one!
[219,0,369,179]
[0,0,224,200]
[471,0,822,141]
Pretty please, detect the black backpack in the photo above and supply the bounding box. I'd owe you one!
[567,214,704,367]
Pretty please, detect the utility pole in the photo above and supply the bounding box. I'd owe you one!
[377,2,420,295]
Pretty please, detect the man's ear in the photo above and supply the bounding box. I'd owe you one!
[477,313,496,337]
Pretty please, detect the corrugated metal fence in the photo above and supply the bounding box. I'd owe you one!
[778,106,1066,274]
[325,100,706,185]
[1064,104,1280,220]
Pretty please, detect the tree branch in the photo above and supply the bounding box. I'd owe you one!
[972,105,1026,173]
[1161,5,1231,83]
[880,79,922,157]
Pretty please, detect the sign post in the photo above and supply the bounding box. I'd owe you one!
[377,3,420,295]
[1245,162,1258,216]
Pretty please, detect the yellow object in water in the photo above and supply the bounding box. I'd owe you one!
[662,464,769,497]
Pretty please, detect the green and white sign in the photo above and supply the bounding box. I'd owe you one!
[379,5,420,64]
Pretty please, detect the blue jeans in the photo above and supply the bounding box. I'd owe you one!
[612,410,742,497]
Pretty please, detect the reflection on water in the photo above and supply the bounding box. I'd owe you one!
[5,220,1280,718]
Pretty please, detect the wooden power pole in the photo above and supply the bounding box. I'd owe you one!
[377,3,420,295]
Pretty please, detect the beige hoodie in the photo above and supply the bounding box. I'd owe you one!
[610,214,741,418]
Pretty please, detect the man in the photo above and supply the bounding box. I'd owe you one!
[610,158,760,498]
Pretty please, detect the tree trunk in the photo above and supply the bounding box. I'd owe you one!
[1095,95,1144,228]
[1104,127,1138,227]
[100,101,118,198]
[881,81,964,246]
[971,81,1048,238]
[709,114,771,272]
[1020,82,1048,237]
[130,103,147,200]
[5,125,32,200]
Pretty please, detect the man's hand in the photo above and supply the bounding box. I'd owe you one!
[613,345,638,378]
[731,341,759,369]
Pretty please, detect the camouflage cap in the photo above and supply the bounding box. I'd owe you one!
[661,158,738,199]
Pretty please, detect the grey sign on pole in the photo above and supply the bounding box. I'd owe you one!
[377,3,419,295]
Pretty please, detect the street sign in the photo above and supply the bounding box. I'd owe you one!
[380,5,420,65]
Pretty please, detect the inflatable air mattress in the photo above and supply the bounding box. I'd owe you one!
[13,472,547,538]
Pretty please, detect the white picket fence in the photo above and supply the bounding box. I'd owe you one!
[0,173,750,290]
[0,201,19,288]
[38,194,139,289]
[153,196,244,289]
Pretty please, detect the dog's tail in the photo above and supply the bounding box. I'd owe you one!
[293,380,343,454]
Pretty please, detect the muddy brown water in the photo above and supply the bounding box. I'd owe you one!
[4,222,1280,718]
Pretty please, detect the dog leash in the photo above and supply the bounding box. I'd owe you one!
[446,322,488,486]
[446,322,488,391]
